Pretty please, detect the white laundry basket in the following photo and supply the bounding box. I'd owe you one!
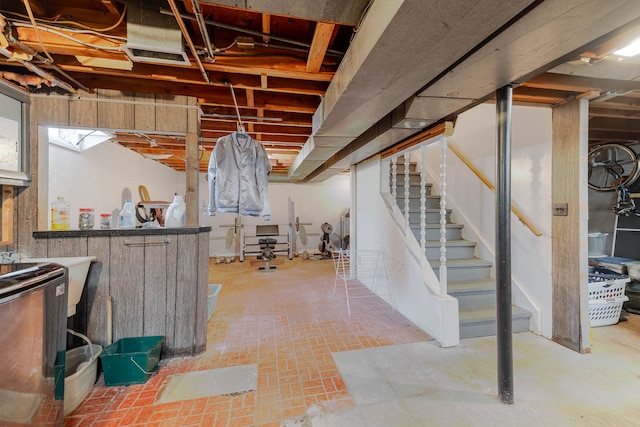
[588,268,630,327]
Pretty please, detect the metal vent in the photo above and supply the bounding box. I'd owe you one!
[123,1,191,66]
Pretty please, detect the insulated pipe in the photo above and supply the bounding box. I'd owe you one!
[496,85,513,404]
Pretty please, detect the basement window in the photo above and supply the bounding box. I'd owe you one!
[48,127,113,152]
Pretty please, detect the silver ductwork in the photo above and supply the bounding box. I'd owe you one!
[123,0,191,66]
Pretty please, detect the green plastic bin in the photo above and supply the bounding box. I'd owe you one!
[100,336,164,386]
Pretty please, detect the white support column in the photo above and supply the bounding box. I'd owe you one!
[439,136,448,295]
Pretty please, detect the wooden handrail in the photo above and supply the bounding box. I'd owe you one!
[448,142,542,237]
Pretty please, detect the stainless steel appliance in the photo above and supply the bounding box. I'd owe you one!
[0,263,67,426]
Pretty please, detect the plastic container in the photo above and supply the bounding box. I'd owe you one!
[118,200,136,229]
[588,232,608,257]
[64,330,102,416]
[164,194,186,228]
[100,213,112,229]
[78,208,95,230]
[208,284,222,321]
[588,268,630,327]
[51,196,70,230]
[100,336,164,386]
[625,261,640,281]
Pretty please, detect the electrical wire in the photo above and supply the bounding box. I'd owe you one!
[8,21,123,51]
[135,134,205,162]
[4,5,127,32]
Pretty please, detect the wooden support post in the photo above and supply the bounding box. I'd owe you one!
[551,99,591,353]
[185,132,199,226]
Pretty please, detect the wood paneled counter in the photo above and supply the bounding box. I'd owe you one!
[32,227,210,357]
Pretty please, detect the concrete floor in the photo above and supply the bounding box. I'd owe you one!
[312,313,640,426]
[64,257,640,426]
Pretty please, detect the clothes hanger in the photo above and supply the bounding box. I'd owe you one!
[229,83,247,138]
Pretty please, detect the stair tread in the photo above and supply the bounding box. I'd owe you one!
[429,258,493,268]
[420,223,463,229]
[401,208,451,213]
[425,239,476,247]
[459,304,531,323]
[396,195,439,199]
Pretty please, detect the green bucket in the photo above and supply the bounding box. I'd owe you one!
[100,336,164,386]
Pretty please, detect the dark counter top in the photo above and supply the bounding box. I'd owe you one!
[34,226,211,238]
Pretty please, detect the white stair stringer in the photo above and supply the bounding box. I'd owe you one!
[390,160,532,339]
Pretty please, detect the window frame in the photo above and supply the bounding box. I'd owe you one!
[0,80,31,187]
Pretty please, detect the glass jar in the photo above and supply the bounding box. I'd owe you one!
[100,213,112,229]
[78,208,95,230]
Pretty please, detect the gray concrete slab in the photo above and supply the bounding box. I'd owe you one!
[310,313,640,426]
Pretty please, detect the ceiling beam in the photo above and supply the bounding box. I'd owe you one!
[54,63,329,96]
[523,72,640,93]
[589,129,640,142]
[589,106,640,120]
[306,22,336,73]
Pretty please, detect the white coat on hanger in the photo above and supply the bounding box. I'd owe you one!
[208,132,272,220]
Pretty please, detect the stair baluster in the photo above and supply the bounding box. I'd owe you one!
[439,138,448,293]
[404,155,410,233]
[391,157,397,202]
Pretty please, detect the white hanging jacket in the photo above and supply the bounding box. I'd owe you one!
[208,132,272,220]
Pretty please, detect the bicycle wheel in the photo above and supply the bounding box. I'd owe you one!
[588,143,640,191]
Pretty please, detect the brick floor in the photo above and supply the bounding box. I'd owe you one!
[64,256,431,426]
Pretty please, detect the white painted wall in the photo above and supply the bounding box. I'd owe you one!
[47,133,352,259]
[353,158,459,346]
[47,139,184,229]
[199,173,351,257]
[425,103,553,337]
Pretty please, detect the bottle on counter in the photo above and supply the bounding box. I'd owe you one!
[78,208,95,230]
[118,199,136,229]
[164,194,186,228]
[51,196,70,231]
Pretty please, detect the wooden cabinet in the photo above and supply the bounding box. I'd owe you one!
[32,227,210,357]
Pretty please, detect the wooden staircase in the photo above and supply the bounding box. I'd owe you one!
[392,159,531,339]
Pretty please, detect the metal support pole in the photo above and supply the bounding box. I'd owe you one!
[496,85,514,404]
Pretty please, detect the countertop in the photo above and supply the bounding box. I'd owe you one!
[33,226,211,238]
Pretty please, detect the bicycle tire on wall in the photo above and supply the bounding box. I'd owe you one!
[588,143,640,191]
